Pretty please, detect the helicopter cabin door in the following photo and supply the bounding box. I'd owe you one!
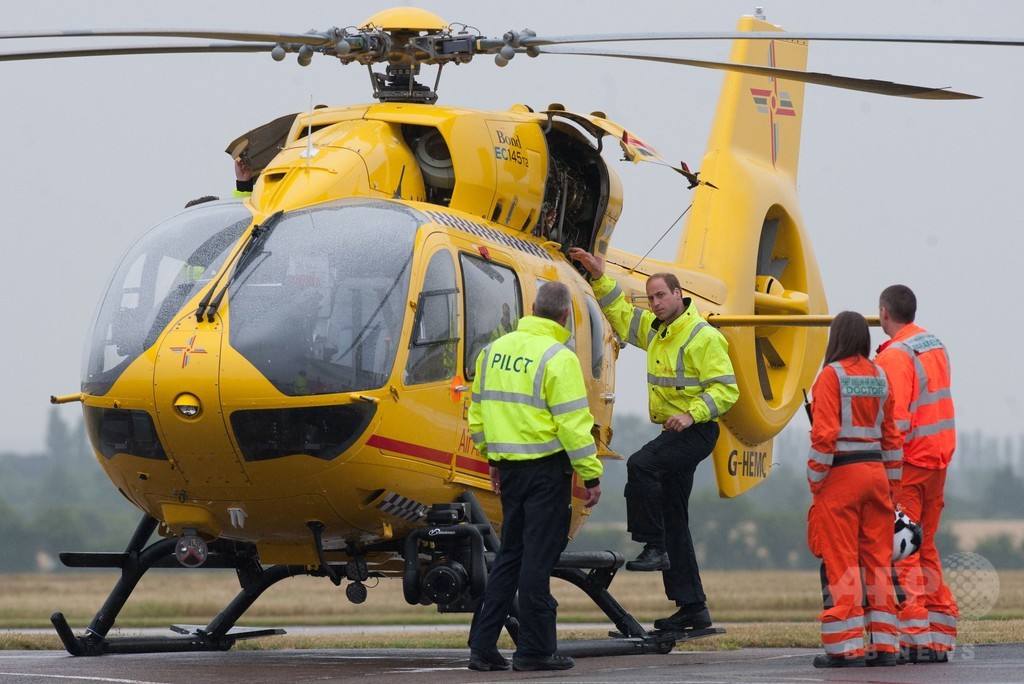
[366,236,463,491]
[451,247,524,488]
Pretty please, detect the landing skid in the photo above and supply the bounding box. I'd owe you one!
[51,514,306,655]
[466,492,725,658]
[550,557,726,656]
[558,627,726,657]
[52,501,722,657]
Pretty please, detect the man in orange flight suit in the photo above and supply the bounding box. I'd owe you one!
[874,284,958,664]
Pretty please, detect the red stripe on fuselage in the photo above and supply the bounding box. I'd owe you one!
[456,454,490,475]
[366,435,490,476]
[366,434,451,465]
[365,435,589,497]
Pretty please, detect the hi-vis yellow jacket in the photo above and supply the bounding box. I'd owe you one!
[469,315,603,486]
[592,275,739,425]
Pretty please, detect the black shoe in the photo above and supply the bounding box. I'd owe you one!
[866,651,897,667]
[625,545,670,571]
[812,654,866,668]
[468,649,509,671]
[653,603,712,631]
[512,654,574,671]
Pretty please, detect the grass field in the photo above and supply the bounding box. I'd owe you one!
[2,569,1021,650]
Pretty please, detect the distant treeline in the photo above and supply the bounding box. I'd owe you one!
[1,412,1023,573]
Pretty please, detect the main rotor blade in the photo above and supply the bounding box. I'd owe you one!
[0,28,334,46]
[0,43,278,62]
[535,46,979,100]
[510,31,1024,49]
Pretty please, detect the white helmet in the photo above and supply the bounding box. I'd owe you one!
[893,509,923,562]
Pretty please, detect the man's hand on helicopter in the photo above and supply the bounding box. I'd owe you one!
[583,483,601,508]
[489,466,501,495]
[567,247,605,281]
[664,412,695,432]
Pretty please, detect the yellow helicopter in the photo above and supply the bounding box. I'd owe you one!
[4,4,1017,658]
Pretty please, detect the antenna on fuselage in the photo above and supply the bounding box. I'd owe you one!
[629,204,692,273]
[301,94,318,165]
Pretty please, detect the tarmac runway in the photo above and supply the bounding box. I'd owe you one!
[0,644,1021,683]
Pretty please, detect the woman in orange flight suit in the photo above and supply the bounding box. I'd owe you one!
[806,311,903,668]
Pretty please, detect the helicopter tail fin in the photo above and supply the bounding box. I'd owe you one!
[702,14,808,183]
[677,15,826,498]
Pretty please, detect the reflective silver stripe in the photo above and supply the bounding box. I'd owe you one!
[932,633,957,647]
[477,346,492,391]
[808,448,833,467]
[891,334,950,417]
[835,440,883,452]
[881,449,902,463]
[821,615,865,633]
[918,386,953,406]
[700,393,719,419]
[682,321,708,347]
[550,397,590,416]
[870,631,900,647]
[479,389,545,409]
[895,418,911,432]
[598,284,623,309]
[823,638,863,655]
[807,466,829,483]
[929,612,958,628]
[703,374,737,386]
[672,321,708,373]
[567,442,598,460]
[900,632,931,646]
[470,431,486,445]
[898,618,930,631]
[647,374,702,387]
[488,439,562,455]
[534,342,566,405]
[830,362,887,450]
[886,468,902,481]
[627,309,644,347]
[471,392,482,403]
[839,425,883,438]
[908,417,956,441]
[868,611,898,627]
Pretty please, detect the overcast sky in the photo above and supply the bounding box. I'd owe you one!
[1,0,1022,455]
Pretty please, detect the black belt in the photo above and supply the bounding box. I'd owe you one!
[833,452,883,467]
[489,450,569,470]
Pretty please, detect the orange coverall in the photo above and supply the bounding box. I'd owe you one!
[807,356,903,660]
[875,324,958,654]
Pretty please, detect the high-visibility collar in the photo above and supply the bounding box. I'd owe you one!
[515,315,570,345]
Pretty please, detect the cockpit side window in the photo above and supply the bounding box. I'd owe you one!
[461,255,521,379]
[83,200,251,395]
[404,249,459,385]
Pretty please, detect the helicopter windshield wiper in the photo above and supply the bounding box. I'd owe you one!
[334,252,414,362]
[196,211,283,323]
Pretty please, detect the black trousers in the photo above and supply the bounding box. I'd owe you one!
[625,421,718,606]
[468,453,572,657]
